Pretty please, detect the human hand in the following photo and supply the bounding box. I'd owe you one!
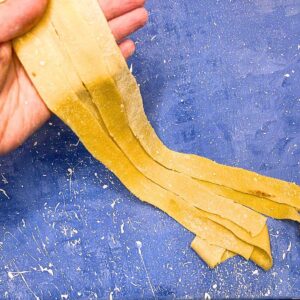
[0,0,148,155]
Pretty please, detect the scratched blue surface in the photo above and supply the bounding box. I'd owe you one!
[0,0,300,299]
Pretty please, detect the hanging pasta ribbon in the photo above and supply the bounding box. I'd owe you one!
[13,0,299,270]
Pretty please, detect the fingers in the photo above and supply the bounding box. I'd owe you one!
[103,0,148,59]
[119,39,136,59]
[0,0,48,42]
[0,0,148,60]
[99,0,145,21]
[109,7,148,42]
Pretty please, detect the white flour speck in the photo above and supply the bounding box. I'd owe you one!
[7,270,30,280]
[136,241,142,250]
[39,265,54,276]
[21,219,26,228]
[265,290,270,296]
[111,199,118,208]
[0,189,9,199]
[109,291,113,300]
[272,272,278,277]
[120,221,125,234]
[1,174,8,184]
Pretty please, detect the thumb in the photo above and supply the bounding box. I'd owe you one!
[0,0,48,42]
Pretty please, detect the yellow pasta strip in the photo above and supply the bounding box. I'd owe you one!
[191,237,236,268]
[76,0,300,211]
[201,181,300,222]
[13,0,274,270]
[12,5,252,261]
[46,0,268,237]
[46,0,273,268]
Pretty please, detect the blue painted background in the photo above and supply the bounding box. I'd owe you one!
[0,0,299,299]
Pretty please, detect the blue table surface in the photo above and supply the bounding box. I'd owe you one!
[0,0,299,299]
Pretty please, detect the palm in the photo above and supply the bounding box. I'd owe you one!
[0,0,148,155]
[0,42,50,153]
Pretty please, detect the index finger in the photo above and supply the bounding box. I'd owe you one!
[0,0,48,42]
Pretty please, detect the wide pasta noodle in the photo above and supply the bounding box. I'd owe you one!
[13,0,299,270]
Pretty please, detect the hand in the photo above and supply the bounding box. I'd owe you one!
[0,0,148,155]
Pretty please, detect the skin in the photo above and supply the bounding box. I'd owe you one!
[0,0,148,155]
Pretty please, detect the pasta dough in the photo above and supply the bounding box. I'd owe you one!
[13,0,299,270]
[78,1,300,211]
